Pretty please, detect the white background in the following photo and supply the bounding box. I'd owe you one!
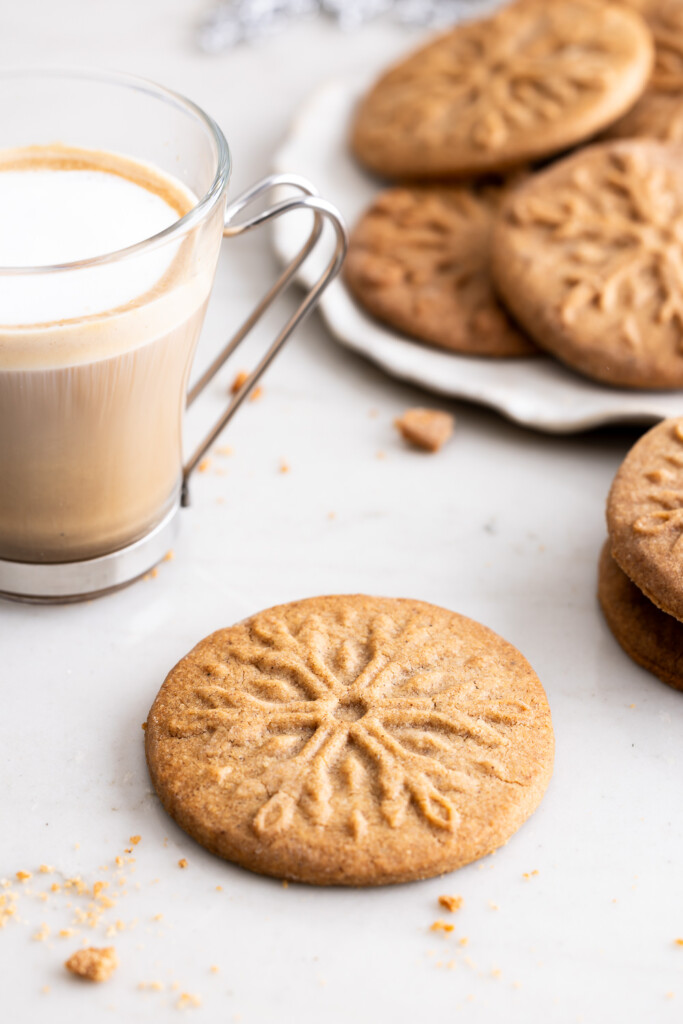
[1,3,683,1022]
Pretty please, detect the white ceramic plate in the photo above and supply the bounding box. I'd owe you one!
[272,78,683,433]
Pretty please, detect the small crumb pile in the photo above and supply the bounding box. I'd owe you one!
[394,408,455,452]
[65,946,119,982]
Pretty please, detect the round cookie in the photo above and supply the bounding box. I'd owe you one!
[598,541,683,691]
[603,0,683,143]
[491,140,683,388]
[345,186,537,358]
[350,0,653,180]
[145,596,554,886]
[607,417,683,622]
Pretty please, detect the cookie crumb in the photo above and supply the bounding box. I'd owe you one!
[41,985,50,995]
[215,886,223,892]
[231,370,249,393]
[488,900,500,911]
[459,937,469,948]
[65,946,118,982]
[279,460,290,474]
[129,836,141,846]
[282,880,289,889]
[210,965,220,974]
[522,870,539,881]
[39,865,53,875]
[438,895,463,913]
[163,550,175,563]
[215,445,233,457]
[395,408,454,452]
[16,871,32,882]
[197,458,212,474]
[33,923,50,942]
[430,919,455,933]
[141,722,148,731]
[178,859,188,870]
[675,938,683,947]
[249,386,263,403]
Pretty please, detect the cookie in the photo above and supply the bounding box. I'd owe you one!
[492,141,683,388]
[345,186,536,357]
[350,0,653,180]
[145,596,554,886]
[602,0,683,142]
[598,541,683,691]
[607,417,683,622]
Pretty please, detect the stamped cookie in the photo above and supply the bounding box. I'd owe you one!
[602,0,683,142]
[345,186,536,357]
[350,0,653,180]
[145,596,554,886]
[607,417,683,622]
[598,541,683,691]
[492,141,683,388]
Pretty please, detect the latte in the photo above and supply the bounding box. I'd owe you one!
[0,146,223,563]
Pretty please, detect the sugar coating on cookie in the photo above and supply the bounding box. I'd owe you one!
[145,596,554,886]
[345,186,536,358]
[351,0,653,179]
[602,0,683,143]
[598,541,683,691]
[607,417,683,622]
[492,141,683,388]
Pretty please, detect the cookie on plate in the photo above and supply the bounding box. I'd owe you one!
[146,595,554,886]
[607,416,683,622]
[598,540,683,691]
[492,141,683,388]
[350,0,653,180]
[345,186,536,357]
[602,0,683,142]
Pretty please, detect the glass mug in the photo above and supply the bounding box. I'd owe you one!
[0,69,346,602]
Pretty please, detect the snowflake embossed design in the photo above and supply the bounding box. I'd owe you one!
[169,611,530,841]
[514,151,683,352]
[635,421,683,544]
[388,10,618,151]
[650,5,683,96]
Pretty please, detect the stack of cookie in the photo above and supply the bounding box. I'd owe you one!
[346,0,683,390]
[599,417,683,691]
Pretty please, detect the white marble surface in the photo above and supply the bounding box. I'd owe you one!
[2,4,683,1023]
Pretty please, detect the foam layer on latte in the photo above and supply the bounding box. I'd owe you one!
[0,146,206,364]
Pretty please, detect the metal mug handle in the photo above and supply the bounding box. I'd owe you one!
[181,173,347,505]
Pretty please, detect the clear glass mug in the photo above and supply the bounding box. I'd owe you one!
[0,69,346,602]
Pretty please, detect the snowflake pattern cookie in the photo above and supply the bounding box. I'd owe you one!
[492,141,683,388]
[345,186,536,358]
[607,417,683,623]
[350,0,653,179]
[597,541,683,692]
[603,0,683,143]
[145,596,554,885]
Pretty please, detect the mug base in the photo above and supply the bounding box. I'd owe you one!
[0,502,181,604]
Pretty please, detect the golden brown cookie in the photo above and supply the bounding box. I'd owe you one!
[145,596,554,886]
[492,141,683,388]
[607,417,683,621]
[350,0,653,180]
[602,0,683,142]
[598,540,683,691]
[345,186,536,357]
